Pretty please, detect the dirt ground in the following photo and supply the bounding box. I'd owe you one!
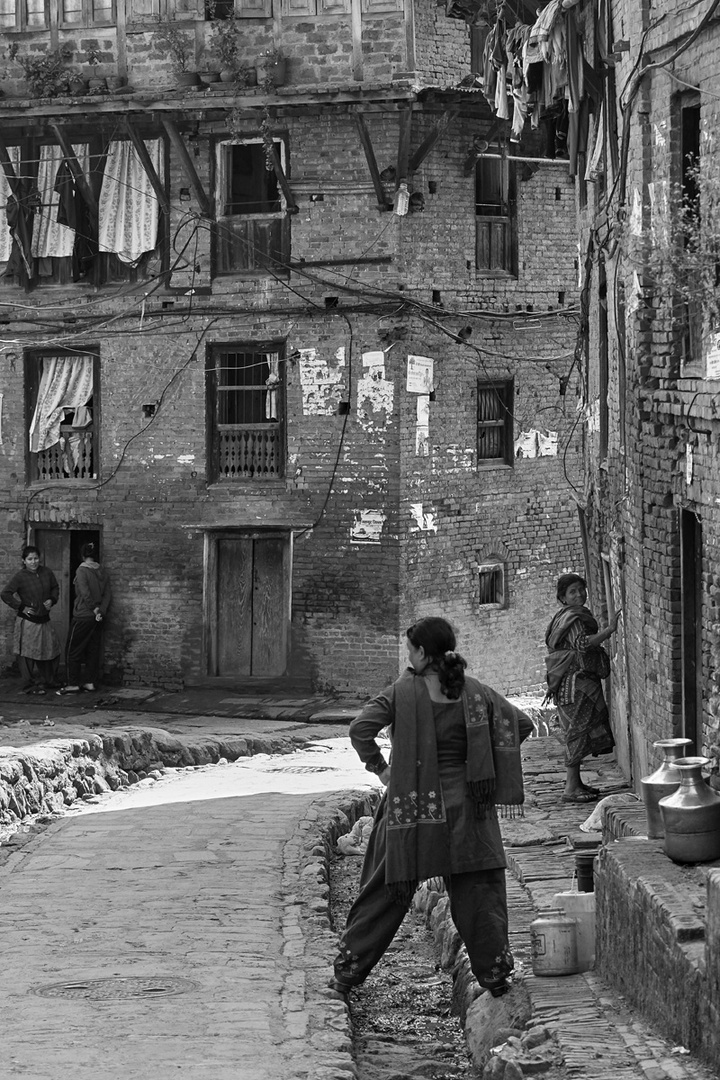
[329,851,480,1080]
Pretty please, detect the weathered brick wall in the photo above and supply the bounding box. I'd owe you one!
[578,0,720,784]
[0,84,582,694]
[595,839,720,1070]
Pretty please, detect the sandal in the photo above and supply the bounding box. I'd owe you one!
[27,687,46,695]
[327,977,354,996]
[561,790,599,804]
[56,686,82,696]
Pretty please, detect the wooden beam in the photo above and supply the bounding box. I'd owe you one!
[48,123,99,216]
[123,118,171,215]
[161,119,213,217]
[462,120,504,176]
[408,106,460,175]
[352,109,392,212]
[396,104,413,185]
[264,140,299,215]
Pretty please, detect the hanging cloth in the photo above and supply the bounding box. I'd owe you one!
[0,145,21,264]
[98,139,163,265]
[31,144,89,260]
[585,101,605,181]
[29,354,94,454]
[265,353,280,420]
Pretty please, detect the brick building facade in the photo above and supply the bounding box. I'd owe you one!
[0,0,583,696]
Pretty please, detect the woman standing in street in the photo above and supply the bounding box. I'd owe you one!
[544,573,621,804]
[1,544,61,695]
[332,616,533,999]
[56,542,111,695]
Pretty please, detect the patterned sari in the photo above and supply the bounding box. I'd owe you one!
[545,604,615,767]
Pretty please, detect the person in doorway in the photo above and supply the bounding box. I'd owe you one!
[56,542,111,695]
[1,544,61,695]
[544,573,621,804]
[331,616,533,999]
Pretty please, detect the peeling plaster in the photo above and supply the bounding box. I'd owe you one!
[514,429,558,458]
[177,454,195,465]
[350,509,386,544]
[299,347,346,415]
[416,395,430,456]
[446,445,475,469]
[357,359,394,432]
[409,503,438,533]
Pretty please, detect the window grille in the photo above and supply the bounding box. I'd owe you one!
[477,380,513,466]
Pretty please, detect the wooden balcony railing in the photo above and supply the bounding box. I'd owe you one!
[216,425,282,480]
[31,427,95,482]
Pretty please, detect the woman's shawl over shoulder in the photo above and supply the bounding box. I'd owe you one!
[544,604,599,703]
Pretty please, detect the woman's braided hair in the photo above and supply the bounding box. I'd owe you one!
[406,616,467,700]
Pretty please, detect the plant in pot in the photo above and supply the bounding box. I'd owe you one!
[208,9,256,85]
[85,47,107,91]
[8,43,73,98]
[152,17,200,86]
[256,46,286,90]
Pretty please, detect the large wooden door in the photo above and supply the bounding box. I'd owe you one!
[208,532,290,678]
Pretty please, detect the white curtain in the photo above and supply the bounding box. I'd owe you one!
[265,353,280,420]
[0,146,21,264]
[31,143,89,259]
[29,355,94,453]
[98,139,163,265]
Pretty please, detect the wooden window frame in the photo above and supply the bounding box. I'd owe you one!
[59,0,117,27]
[213,137,290,278]
[0,132,168,290]
[24,349,100,486]
[477,379,514,467]
[0,0,48,31]
[477,561,506,609]
[206,341,286,483]
[475,155,517,276]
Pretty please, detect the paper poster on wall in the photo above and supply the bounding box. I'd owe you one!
[705,331,720,379]
[416,395,430,455]
[406,355,434,394]
[350,509,386,544]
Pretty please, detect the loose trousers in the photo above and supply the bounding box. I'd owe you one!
[65,618,103,685]
[334,795,513,991]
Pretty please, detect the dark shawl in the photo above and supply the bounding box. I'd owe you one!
[385,671,527,902]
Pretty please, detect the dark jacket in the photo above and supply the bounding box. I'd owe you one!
[1,566,59,623]
[73,561,111,620]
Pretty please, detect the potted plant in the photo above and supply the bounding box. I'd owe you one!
[85,47,107,91]
[256,47,286,90]
[8,43,73,98]
[152,17,200,86]
[210,10,241,82]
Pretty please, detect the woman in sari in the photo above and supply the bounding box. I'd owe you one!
[544,573,621,803]
[331,616,533,999]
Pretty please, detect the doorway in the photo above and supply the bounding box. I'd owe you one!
[204,531,291,679]
[32,527,101,672]
[680,508,702,751]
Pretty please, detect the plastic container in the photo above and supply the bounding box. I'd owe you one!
[530,909,579,976]
[574,850,597,892]
[553,890,596,971]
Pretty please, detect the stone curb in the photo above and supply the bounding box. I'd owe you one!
[0,725,310,837]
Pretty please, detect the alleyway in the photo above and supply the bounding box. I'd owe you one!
[0,685,717,1079]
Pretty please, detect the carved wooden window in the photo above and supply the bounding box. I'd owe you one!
[0,0,47,30]
[207,344,285,482]
[215,138,290,276]
[60,0,116,26]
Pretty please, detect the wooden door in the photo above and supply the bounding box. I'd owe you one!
[210,533,290,678]
[33,529,71,662]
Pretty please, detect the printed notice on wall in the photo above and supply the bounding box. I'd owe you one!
[705,331,720,380]
[406,355,434,394]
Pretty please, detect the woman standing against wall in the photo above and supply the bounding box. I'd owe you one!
[56,542,111,695]
[1,544,61,695]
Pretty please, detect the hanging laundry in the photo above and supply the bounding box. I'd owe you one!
[98,139,163,265]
